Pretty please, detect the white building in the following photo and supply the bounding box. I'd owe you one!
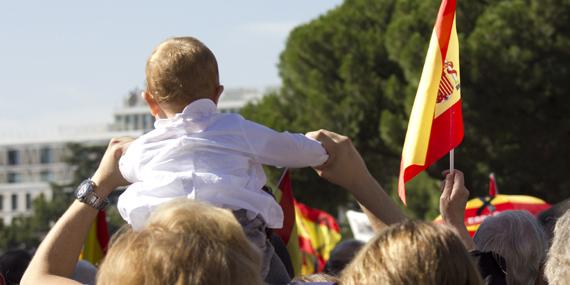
[0,88,265,225]
[0,132,141,225]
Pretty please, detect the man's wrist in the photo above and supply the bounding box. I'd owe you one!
[75,179,110,210]
[90,173,114,198]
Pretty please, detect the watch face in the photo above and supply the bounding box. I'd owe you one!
[76,180,91,199]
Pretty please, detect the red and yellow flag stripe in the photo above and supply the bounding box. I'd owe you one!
[274,170,341,276]
[80,210,110,266]
[434,194,551,236]
[399,0,463,204]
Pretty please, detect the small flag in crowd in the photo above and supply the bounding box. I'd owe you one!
[488,173,498,197]
[434,194,551,236]
[80,210,110,266]
[274,170,341,276]
[399,0,464,204]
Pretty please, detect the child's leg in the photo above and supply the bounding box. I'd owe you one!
[233,210,291,284]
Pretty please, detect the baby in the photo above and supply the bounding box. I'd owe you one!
[117,37,328,283]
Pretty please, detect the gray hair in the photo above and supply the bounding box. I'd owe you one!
[474,210,547,285]
[545,209,570,284]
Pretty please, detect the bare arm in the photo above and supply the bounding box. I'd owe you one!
[306,130,406,231]
[439,170,476,251]
[21,137,133,285]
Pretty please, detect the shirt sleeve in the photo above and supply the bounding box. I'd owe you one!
[118,139,142,183]
[240,118,329,168]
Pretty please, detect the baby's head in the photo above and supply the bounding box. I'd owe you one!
[144,37,223,116]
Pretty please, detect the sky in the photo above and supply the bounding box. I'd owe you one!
[0,0,343,140]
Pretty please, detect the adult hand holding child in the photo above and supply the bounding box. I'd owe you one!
[306,129,406,231]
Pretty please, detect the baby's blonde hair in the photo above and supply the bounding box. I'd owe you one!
[97,199,263,285]
[341,220,482,285]
[146,37,219,106]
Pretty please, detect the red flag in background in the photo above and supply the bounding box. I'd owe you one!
[274,170,341,276]
[80,210,109,266]
[489,173,498,197]
[398,0,464,204]
[275,171,295,244]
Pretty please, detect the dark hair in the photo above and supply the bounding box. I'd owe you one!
[324,239,364,276]
[0,249,32,285]
[538,198,570,241]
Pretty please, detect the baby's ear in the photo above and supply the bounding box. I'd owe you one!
[213,85,224,104]
[142,91,161,117]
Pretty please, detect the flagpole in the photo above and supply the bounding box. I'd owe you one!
[277,167,289,185]
[450,149,455,172]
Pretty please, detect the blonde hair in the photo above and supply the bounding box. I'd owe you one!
[146,37,219,106]
[341,220,482,285]
[544,209,570,285]
[292,273,339,283]
[474,210,547,285]
[97,199,263,285]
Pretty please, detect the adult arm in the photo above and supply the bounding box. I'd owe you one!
[306,130,406,231]
[21,137,133,285]
[439,170,476,251]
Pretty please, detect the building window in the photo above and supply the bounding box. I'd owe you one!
[133,115,139,130]
[7,149,19,165]
[40,170,52,182]
[7,172,21,183]
[26,193,32,210]
[11,194,18,211]
[143,114,153,130]
[40,147,52,164]
[0,195,3,211]
[125,115,131,129]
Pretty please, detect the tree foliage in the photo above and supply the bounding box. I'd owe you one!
[241,0,570,218]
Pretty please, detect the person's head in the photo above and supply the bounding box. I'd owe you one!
[144,37,223,117]
[537,198,570,243]
[544,209,570,284]
[474,210,547,285]
[72,260,98,285]
[97,199,263,285]
[340,220,482,285]
[0,249,31,285]
[324,239,364,276]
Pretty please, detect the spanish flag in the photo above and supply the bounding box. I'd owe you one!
[274,170,341,276]
[80,210,109,266]
[398,0,463,204]
[294,200,341,274]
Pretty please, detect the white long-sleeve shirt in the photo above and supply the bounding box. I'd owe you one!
[117,99,328,229]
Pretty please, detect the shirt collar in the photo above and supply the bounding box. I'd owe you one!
[154,99,218,129]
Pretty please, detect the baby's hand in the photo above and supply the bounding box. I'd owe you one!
[305,130,369,190]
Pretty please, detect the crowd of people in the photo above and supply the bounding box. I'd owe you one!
[0,130,564,284]
[1,36,569,284]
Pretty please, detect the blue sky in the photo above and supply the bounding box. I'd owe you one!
[0,0,342,139]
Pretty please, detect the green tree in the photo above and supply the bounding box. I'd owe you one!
[241,0,570,219]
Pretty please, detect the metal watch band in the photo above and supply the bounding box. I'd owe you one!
[83,191,110,210]
[76,179,110,210]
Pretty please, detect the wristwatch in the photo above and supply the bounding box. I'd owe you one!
[75,179,110,210]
